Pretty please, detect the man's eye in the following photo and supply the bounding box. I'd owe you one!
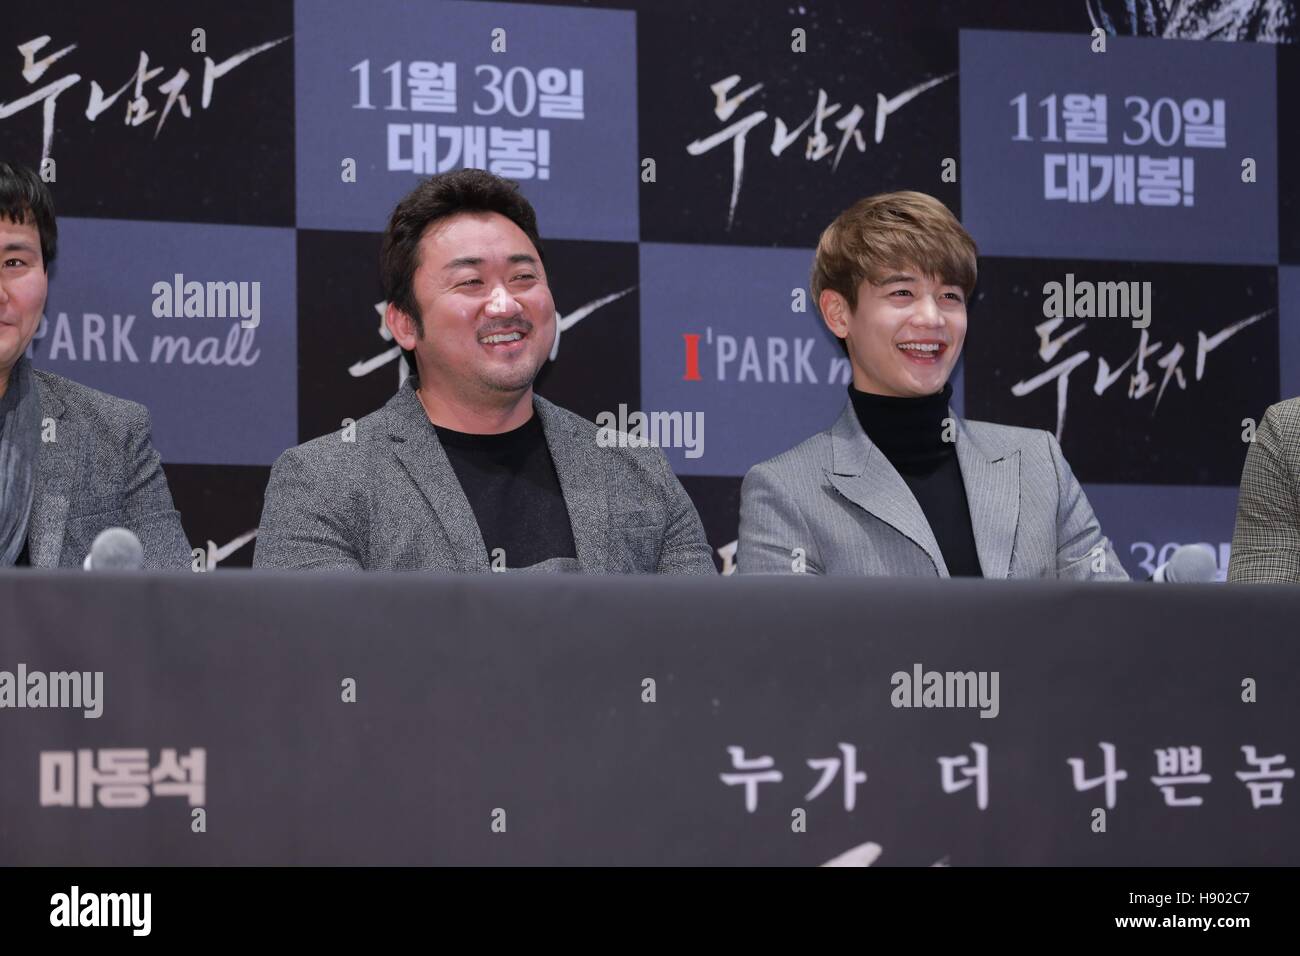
[944,292,964,302]
[891,289,912,297]
[512,273,536,282]
[3,259,25,268]
[458,278,482,287]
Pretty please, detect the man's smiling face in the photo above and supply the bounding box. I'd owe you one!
[390,211,555,402]
[826,266,968,397]
[0,212,48,390]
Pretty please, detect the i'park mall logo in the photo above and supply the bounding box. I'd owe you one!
[641,243,846,477]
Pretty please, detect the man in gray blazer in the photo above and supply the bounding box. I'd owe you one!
[738,191,1126,580]
[1227,397,1300,583]
[0,162,190,570]
[255,169,714,574]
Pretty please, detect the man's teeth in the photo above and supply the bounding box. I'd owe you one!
[481,332,523,344]
[898,343,941,353]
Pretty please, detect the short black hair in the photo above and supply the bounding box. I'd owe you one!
[380,168,544,375]
[0,161,57,271]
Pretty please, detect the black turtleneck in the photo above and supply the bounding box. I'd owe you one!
[848,382,983,577]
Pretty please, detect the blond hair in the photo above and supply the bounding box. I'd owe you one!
[811,191,977,324]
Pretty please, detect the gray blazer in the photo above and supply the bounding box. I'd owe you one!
[1228,397,1300,583]
[738,402,1128,580]
[254,380,717,574]
[27,369,191,570]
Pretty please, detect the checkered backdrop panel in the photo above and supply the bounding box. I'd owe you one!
[3,0,1295,574]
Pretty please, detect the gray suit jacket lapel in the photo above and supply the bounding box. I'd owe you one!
[535,396,611,573]
[825,401,1024,579]
[827,402,948,575]
[385,384,489,573]
[955,418,1021,580]
[28,376,82,568]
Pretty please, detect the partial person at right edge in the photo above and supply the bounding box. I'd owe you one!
[1227,397,1300,584]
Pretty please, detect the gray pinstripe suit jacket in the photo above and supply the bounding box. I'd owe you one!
[738,402,1128,580]
[26,369,191,570]
[253,379,716,574]
[1228,397,1300,583]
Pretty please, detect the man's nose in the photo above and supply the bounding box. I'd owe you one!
[912,294,944,326]
[484,285,521,317]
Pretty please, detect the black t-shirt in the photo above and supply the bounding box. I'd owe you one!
[433,413,577,569]
[849,383,984,578]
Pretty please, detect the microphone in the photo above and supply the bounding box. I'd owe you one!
[1149,543,1217,583]
[82,527,145,571]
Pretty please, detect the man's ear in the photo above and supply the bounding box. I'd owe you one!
[818,289,850,345]
[385,302,420,351]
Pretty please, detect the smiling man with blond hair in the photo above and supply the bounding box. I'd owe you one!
[737,191,1127,580]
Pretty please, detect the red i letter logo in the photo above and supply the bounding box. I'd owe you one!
[683,333,702,381]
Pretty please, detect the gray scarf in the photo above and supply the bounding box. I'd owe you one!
[0,355,41,566]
